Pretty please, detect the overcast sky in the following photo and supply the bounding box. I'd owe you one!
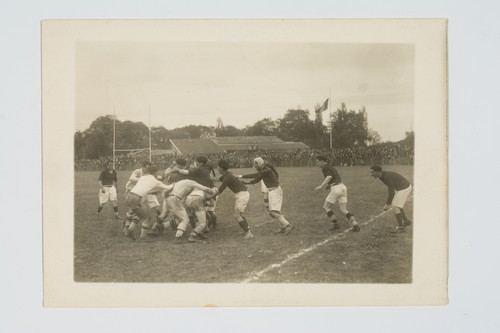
[76,41,414,141]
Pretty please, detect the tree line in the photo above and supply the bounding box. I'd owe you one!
[75,103,410,160]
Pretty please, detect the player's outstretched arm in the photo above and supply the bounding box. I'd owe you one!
[240,172,259,178]
[315,176,332,191]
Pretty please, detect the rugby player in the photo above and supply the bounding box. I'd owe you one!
[259,156,279,211]
[124,161,161,226]
[240,157,293,235]
[314,156,360,232]
[172,156,219,229]
[215,159,254,239]
[370,165,413,232]
[164,179,216,243]
[97,161,121,220]
[123,165,173,239]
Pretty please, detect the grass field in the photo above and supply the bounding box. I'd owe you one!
[74,165,413,283]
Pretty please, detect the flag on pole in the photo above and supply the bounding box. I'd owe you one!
[315,98,329,114]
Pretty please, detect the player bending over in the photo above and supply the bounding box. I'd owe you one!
[125,160,162,232]
[123,165,173,239]
[370,165,412,233]
[158,158,188,229]
[171,156,218,230]
[163,179,216,243]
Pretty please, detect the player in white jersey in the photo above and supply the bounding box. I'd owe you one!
[164,179,215,243]
[125,160,163,236]
[125,161,161,215]
[123,166,173,239]
[157,158,188,227]
[185,187,217,242]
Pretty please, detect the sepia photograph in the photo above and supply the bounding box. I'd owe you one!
[42,19,447,306]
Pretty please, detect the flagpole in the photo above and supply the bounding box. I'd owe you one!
[149,105,152,163]
[329,88,332,149]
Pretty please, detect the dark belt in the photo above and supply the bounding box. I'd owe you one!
[104,185,113,187]
[329,182,342,187]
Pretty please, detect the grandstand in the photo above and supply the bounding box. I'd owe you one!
[169,136,309,155]
[170,138,227,154]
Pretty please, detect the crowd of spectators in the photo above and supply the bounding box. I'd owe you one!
[75,145,414,171]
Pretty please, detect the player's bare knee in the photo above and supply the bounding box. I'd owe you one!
[393,206,402,214]
[234,213,244,223]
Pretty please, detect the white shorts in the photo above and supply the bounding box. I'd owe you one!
[325,183,348,204]
[260,180,268,193]
[98,186,117,204]
[268,186,283,212]
[205,188,218,212]
[391,184,412,208]
[185,194,205,212]
[166,196,188,218]
[234,191,250,214]
[143,194,160,208]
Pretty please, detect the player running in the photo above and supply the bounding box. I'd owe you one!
[240,157,293,235]
[314,156,360,232]
[97,161,121,220]
[370,165,413,233]
[215,159,254,239]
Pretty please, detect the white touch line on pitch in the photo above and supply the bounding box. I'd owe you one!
[240,199,413,284]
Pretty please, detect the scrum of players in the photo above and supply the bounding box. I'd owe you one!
[97,154,413,243]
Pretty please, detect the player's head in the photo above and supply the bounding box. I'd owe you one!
[146,165,159,176]
[195,155,208,166]
[218,160,230,174]
[370,165,383,178]
[253,157,265,170]
[141,160,152,171]
[315,155,328,167]
[106,161,114,170]
[175,158,187,167]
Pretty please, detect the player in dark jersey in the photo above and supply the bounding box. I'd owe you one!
[163,158,189,185]
[241,157,293,235]
[370,165,412,233]
[314,156,359,232]
[215,159,254,239]
[97,161,121,219]
[259,157,279,210]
